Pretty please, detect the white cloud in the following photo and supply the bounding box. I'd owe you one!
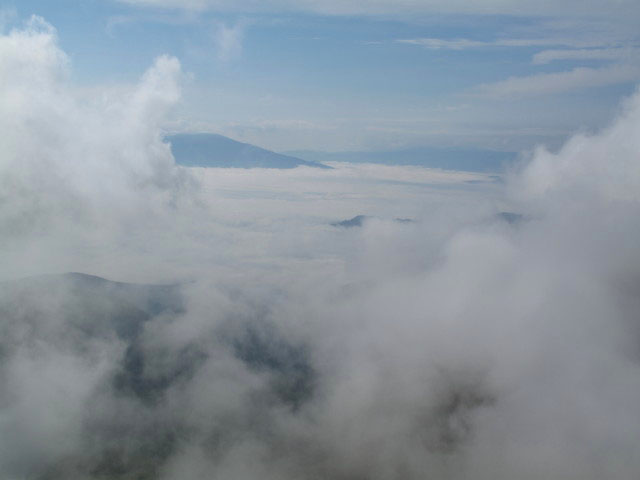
[512,85,640,201]
[0,15,186,243]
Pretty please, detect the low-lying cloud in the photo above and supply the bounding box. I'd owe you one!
[2,16,640,480]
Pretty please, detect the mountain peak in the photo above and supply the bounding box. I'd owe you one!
[167,133,331,169]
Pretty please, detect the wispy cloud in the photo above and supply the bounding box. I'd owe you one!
[397,38,490,50]
[212,20,248,61]
[105,15,136,37]
[474,64,640,97]
[397,37,615,50]
[532,47,640,65]
[398,30,640,98]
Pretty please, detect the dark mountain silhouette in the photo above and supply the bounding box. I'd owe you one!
[331,215,370,228]
[497,212,526,225]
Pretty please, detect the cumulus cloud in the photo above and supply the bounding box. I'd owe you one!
[2,15,640,480]
[0,15,187,244]
[512,87,640,201]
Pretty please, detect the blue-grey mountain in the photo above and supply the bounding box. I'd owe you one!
[168,133,330,169]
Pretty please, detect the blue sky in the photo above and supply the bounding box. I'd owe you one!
[2,0,639,152]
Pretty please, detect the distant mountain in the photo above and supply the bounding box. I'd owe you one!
[331,215,415,228]
[168,133,330,169]
[286,146,517,173]
[1,272,184,338]
[497,211,526,225]
[0,271,316,424]
[331,215,370,228]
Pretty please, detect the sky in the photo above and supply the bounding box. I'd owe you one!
[2,0,640,152]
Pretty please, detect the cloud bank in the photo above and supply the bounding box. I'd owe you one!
[2,16,640,480]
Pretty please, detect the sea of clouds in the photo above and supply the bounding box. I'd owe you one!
[1,16,640,480]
